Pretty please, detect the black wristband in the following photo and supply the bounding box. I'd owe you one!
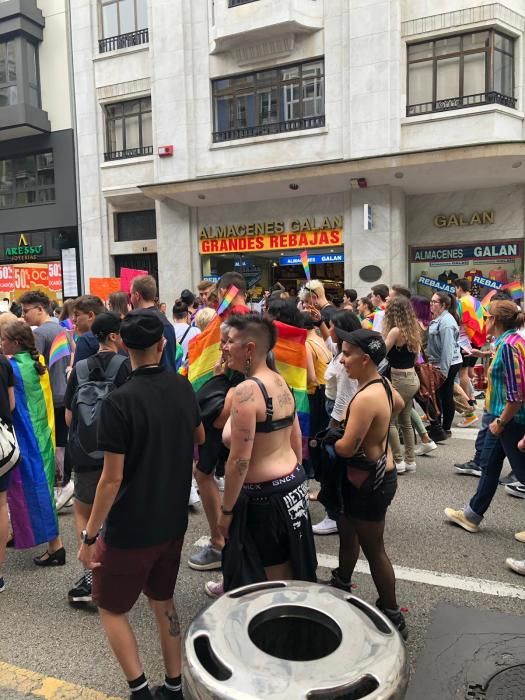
[221,505,234,516]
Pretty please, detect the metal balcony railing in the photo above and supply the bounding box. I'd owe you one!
[104,146,153,161]
[407,91,517,116]
[229,0,260,6]
[213,115,325,142]
[99,28,149,54]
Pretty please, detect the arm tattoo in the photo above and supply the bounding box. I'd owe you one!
[235,458,250,476]
[166,609,180,638]
[235,384,255,404]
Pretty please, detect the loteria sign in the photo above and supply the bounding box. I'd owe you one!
[200,229,343,255]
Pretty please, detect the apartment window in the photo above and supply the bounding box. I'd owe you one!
[0,152,55,209]
[0,40,17,107]
[99,0,148,53]
[212,59,325,142]
[104,97,153,161]
[407,29,516,116]
[116,210,156,241]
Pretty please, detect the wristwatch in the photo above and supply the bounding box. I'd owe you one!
[220,505,234,516]
[81,529,99,546]
[496,418,507,428]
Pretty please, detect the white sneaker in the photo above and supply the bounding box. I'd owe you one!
[312,517,338,535]
[215,476,225,492]
[188,483,200,507]
[405,462,417,472]
[414,441,437,456]
[395,461,406,474]
[506,558,525,576]
[55,481,74,511]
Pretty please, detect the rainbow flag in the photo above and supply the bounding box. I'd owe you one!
[457,294,486,347]
[502,281,524,301]
[274,320,309,436]
[188,315,222,391]
[49,330,71,369]
[217,285,239,316]
[300,250,311,282]
[7,352,57,550]
[481,289,497,309]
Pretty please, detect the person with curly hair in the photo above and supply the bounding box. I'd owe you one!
[1,321,65,567]
[383,297,422,472]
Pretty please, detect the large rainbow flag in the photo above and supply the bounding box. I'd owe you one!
[457,294,486,347]
[273,320,309,436]
[188,316,309,434]
[7,352,57,550]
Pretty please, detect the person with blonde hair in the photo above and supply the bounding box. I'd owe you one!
[194,307,215,332]
[299,279,337,325]
[383,297,421,473]
[445,300,525,535]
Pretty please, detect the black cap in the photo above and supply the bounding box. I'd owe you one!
[180,289,195,306]
[334,328,386,365]
[91,312,121,341]
[120,309,164,350]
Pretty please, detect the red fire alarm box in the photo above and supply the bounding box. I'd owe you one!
[158,145,174,157]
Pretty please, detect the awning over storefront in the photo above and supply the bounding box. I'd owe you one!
[139,142,525,207]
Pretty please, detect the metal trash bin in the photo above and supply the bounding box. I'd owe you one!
[184,580,409,699]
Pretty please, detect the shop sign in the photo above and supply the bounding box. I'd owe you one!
[473,274,503,290]
[5,234,44,261]
[280,253,344,266]
[433,210,495,228]
[203,275,219,283]
[411,241,522,262]
[418,276,456,294]
[48,262,62,292]
[0,265,13,294]
[200,229,343,255]
[199,216,343,240]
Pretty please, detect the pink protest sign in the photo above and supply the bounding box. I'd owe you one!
[119,268,148,293]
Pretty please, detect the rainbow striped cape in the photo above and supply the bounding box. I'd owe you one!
[7,352,57,550]
[49,330,72,369]
[457,294,486,347]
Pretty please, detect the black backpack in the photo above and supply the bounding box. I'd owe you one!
[68,355,127,468]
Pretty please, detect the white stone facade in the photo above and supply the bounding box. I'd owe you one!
[70,0,525,298]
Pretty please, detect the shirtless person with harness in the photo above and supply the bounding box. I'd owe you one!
[218,314,317,589]
[331,329,407,638]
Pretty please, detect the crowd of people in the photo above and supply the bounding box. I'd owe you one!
[0,271,524,700]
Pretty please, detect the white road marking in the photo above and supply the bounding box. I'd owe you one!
[449,428,478,441]
[193,537,525,600]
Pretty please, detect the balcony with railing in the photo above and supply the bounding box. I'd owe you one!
[99,28,149,54]
[213,115,325,143]
[407,91,517,117]
[211,0,322,54]
[104,145,153,161]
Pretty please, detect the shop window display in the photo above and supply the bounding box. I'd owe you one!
[410,241,523,301]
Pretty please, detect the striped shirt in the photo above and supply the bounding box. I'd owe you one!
[486,330,525,423]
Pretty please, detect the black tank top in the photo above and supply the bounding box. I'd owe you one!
[387,344,416,369]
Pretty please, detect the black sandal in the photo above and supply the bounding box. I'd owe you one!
[33,547,66,567]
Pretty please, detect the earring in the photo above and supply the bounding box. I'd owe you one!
[245,357,252,376]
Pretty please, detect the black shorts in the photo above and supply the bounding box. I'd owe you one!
[461,353,478,368]
[244,464,308,568]
[54,407,68,448]
[342,469,397,522]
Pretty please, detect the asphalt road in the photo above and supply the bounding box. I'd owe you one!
[1,425,524,699]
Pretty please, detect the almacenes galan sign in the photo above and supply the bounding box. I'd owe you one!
[411,241,522,262]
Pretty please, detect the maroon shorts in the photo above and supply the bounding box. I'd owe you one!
[92,536,184,614]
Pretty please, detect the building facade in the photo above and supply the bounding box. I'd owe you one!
[0,0,80,302]
[70,0,525,300]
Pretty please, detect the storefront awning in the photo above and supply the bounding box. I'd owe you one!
[139,142,525,207]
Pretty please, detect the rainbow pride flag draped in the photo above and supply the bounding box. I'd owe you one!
[457,294,486,347]
[188,315,222,391]
[49,330,71,369]
[273,321,309,436]
[188,316,310,434]
[7,352,57,550]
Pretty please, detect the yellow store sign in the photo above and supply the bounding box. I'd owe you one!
[200,229,343,255]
